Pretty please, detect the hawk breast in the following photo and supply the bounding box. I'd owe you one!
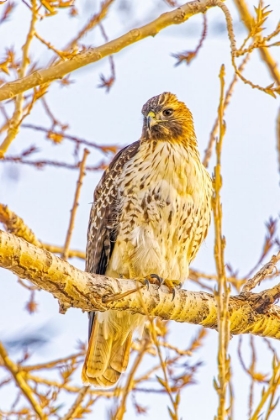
[106,140,212,282]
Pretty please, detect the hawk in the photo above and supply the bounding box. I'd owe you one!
[82,92,212,387]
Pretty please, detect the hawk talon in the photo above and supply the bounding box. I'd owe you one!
[149,274,164,287]
[159,277,164,288]
[138,276,158,290]
[143,273,164,288]
[161,279,181,300]
[144,279,150,290]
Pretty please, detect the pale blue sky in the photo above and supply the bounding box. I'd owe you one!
[1,1,280,418]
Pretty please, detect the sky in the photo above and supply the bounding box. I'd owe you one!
[1,0,280,418]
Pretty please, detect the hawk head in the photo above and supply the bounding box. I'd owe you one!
[141,92,196,144]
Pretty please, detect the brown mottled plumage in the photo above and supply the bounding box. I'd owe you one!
[82,92,213,387]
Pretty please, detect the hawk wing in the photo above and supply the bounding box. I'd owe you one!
[86,140,140,338]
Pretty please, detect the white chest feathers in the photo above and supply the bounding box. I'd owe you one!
[107,141,212,282]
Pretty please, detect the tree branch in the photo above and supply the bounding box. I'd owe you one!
[0,0,215,103]
[1,230,280,340]
[233,0,280,85]
[0,0,38,156]
[0,342,47,419]
[0,203,85,259]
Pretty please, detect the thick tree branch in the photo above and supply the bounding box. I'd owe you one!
[1,230,280,340]
[0,203,85,259]
[0,0,216,103]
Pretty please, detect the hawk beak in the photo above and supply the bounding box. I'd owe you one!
[147,111,157,130]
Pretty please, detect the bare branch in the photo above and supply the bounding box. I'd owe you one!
[242,251,280,293]
[0,203,85,259]
[0,0,38,155]
[233,0,280,85]
[62,148,89,260]
[21,124,118,154]
[61,386,90,420]
[0,0,216,106]
[2,230,280,339]
[1,154,106,171]
[0,342,47,419]
[213,64,230,419]
[113,338,150,420]
[277,107,280,176]
[172,13,207,66]
[65,0,115,51]
[203,53,250,167]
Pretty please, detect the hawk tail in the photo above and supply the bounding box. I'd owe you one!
[81,311,136,387]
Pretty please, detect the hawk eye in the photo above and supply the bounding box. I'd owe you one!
[162,109,173,117]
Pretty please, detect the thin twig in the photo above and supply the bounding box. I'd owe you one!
[98,22,116,92]
[44,244,85,259]
[61,386,90,420]
[213,64,230,420]
[64,0,115,52]
[242,251,280,293]
[21,123,118,154]
[1,154,104,171]
[62,148,90,259]
[40,97,66,130]
[34,31,69,60]
[0,0,38,156]
[112,338,149,420]
[233,0,280,85]
[203,53,250,167]
[149,319,180,420]
[134,283,180,418]
[172,13,207,66]
[135,329,206,386]
[250,358,280,420]
[248,336,257,418]
[216,0,279,97]
[22,352,84,372]
[0,342,46,419]
[277,107,280,177]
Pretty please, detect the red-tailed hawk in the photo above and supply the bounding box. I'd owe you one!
[82,92,212,387]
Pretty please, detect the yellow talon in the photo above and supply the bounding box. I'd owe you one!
[161,279,182,301]
[137,276,181,300]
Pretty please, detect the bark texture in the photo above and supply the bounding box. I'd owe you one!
[1,230,280,339]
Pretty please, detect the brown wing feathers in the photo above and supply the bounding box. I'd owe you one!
[85,142,140,339]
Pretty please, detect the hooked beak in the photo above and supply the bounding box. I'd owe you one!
[146,111,157,130]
